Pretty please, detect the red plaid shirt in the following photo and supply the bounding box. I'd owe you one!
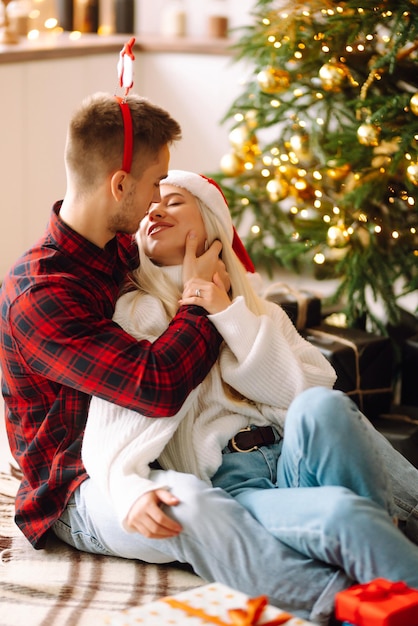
[0,203,222,548]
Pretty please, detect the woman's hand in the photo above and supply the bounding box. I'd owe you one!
[179,273,231,315]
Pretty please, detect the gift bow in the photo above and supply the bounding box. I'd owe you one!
[355,579,410,602]
[163,594,292,625]
[350,580,413,626]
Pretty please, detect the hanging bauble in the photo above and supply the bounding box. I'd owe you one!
[372,138,400,169]
[410,135,418,151]
[410,93,418,116]
[326,161,351,181]
[319,62,347,92]
[290,177,315,201]
[257,67,290,94]
[357,122,381,147]
[238,136,261,164]
[266,177,289,202]
[372,154,391,170]
[229,125,250,149]
[228,125,260,161]
[220,152,245,177]
[406,161,418,186]
[245,109,258,130]
[287,132,312,163]
[327,224,349,248]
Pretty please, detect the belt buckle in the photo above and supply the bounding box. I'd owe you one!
[230,426,258,453]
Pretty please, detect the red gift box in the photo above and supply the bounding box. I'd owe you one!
[335,579,418,625]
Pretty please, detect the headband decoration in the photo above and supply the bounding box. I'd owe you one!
[115,37,136,173]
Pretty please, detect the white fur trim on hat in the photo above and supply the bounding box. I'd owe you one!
[162,170,234,242]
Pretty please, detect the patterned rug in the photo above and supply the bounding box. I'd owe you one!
[0,468,202,626]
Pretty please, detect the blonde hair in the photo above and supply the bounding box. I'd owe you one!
[129,196,267,321]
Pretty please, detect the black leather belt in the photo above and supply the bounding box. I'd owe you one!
[227,426,276,453]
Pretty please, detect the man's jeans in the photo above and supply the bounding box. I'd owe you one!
[53,387,418,625]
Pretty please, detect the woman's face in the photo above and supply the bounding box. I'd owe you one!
[138,184,207,266]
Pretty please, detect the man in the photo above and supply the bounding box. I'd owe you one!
[2,91,416,626]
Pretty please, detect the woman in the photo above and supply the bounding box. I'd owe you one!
[83,170,337,521]
[83,170,418,598]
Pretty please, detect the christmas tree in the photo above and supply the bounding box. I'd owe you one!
[211,0,418,332]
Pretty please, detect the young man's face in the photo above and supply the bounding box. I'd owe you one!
[109,144,170,236]
[139,184,207,266]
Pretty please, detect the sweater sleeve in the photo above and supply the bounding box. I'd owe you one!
[82,393,194,529]
[82,291,197,529]
[208,297,336,407]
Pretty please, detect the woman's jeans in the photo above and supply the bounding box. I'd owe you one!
[53,388,418,625]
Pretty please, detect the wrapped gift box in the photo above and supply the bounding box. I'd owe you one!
[387,307,418,345]
[105,582,314,625]
[264,283,321,330]
[302,324,394,419]
[401,334,418,407]
[335,578,418,626]
[372,406,418,468]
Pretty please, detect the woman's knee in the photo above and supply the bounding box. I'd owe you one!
[287,387,358,432]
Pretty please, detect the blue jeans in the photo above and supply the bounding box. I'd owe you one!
[53,388,418,625]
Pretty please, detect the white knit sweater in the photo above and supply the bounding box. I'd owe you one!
[82,266,336,529]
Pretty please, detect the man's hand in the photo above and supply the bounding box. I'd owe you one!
[124,489,183,538]
[183,231,230,292]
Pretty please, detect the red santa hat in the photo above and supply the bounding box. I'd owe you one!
[162,170,255,273]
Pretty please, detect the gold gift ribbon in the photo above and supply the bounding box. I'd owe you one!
[163,594,292,625]
[264,283,311,330]
[306,328,393,412]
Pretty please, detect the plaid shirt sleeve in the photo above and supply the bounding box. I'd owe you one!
[11,282,220,417]
[1,226,222,547]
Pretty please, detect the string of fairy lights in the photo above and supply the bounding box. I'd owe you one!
[218,2,418,267]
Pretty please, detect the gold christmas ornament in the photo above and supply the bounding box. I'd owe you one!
[229,125,250,148]
[357,122,381,147]
[319,62,347,92]
[406,162,418,186]
[372,138,400,169]
[287,132,312,163]
[326,162,351,181]
[220,152,245,177]
[245,110,259,129]
[410,93,418,116]
[327,224,349,248]
[290,178,315,201]
[257,67,290,94]
[266,177,289,202]
[227,124,260,162]
[236,136,261,164]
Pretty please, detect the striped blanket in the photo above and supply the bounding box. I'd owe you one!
[0,468,202,626]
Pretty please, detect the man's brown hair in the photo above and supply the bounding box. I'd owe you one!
[65,92,182,188]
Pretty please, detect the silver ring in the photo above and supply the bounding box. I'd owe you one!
[195,288,201,298]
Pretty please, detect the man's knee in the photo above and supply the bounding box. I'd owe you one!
[319,487,372,533]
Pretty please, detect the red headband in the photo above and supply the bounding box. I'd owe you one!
[115,37,136,173]
[115,97,133,173]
